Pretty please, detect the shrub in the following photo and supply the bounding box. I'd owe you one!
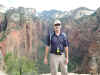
[4,53,38,75]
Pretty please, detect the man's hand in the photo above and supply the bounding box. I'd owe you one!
[44,57,48,64]
[65,57,68,64]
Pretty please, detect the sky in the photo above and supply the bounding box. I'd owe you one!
[0,0,100,11]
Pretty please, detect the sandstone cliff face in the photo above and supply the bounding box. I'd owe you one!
[67,7,100,74]
[81,7,100,74]
[0,7,43,62]
[6,7,43,61]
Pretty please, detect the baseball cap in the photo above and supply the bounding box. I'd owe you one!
[54,20,61,26]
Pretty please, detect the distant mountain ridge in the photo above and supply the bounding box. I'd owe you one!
[69,7,95,19]
[38,7,95,20]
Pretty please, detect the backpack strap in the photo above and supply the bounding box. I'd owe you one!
[62,32,67,38]
[62,32,69,47]
[50,31,54,45]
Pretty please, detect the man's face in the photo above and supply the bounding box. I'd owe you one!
[54,23,61,32]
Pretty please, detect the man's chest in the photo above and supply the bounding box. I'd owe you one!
[51,36,64,44]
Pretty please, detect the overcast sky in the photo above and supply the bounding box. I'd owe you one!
[0,0,100,11]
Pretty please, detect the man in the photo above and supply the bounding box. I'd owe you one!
[44,20,69,75]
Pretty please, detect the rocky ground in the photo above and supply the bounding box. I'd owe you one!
[41,72,90,75]
[0,71,7,75]
[0,71,91,75]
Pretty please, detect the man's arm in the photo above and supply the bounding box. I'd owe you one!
[65,46,69,64]
[65,46,68,59]
[44,46,49,59]
[44,32,50,64]
[63,33,69,64]
[44,46,49,64]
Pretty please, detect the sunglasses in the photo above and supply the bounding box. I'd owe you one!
[54,23,61,26]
